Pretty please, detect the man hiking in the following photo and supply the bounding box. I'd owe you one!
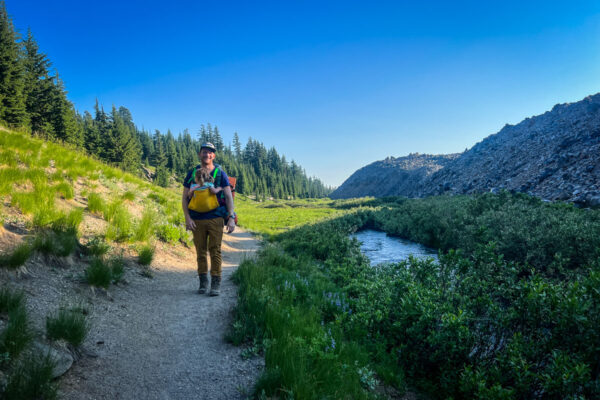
[182,142,236,296]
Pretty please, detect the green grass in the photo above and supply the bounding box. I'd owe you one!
[133,207,156,242]
[0,287,25,314]
[104,201,132,242]
[87,192,105,214]
[85,257,113,289]
[46,308,89,347]
[138,244,154,266]
[235,195,339,236]
[2,353,58,400]
[109,255,125,283]
[0,306,33,361]
[121,190,135,201]
[54,181,74,200]
[0,243,32,269]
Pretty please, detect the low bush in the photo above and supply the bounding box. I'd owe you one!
[84,236,110,257]
[46,308,89,347]
[85,258,112,289]
[138,244,154,266]
[156,223,181,244]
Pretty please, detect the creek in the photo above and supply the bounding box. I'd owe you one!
[352,229,438,266]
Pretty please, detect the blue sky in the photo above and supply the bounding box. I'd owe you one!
[6,1,600,186]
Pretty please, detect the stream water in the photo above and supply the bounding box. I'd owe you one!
[352,229,438,266]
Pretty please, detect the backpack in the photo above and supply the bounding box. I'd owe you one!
[187,165,238,224]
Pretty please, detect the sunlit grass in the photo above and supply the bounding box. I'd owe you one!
[235,195,339,236]
[138,244,154,266]
[87,192,105,214]
[54,181,74,200]
[104,202,132,242]
[133,207,155,242]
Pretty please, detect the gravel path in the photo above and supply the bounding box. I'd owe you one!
[59,228,263,400]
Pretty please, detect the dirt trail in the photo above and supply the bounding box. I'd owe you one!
[59,228,263,400]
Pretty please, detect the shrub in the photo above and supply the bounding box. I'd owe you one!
[156,223,180,243]
[0,243,32,269]
[84,236,111,257]
[46,308,89,347]
[138,245,154,266]
[3,353,58,400]
[85,258,112,289]
[0,287,25,314]
[87,192,105,214]
[0,306,33,360]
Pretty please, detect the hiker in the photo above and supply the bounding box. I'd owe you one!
[182,142,236,296]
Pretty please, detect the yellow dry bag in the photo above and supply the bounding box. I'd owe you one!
[188,189,219,213]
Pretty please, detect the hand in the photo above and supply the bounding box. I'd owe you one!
[185,216,196,231]
[226,217,235,233]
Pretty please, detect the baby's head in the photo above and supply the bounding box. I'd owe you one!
[195,167,214,185]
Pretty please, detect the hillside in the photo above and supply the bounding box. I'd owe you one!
[0,127,262,398]
[329,153,459,199]
[333,93,600,206]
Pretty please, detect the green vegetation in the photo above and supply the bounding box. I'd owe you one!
[236,195,339,236]
[133,208,156,242]
[2,353,58,400]
[0,287,24,314]
[0,242,32,269]
[84,236,110,257]
[0,306,33,361]
[87,192,105,213]
[46,308,89,347]
[231,193,600,399]
[138,244,154,266]
[84,258,113,289]
[109,255,125,283]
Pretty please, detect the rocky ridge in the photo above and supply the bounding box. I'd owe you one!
[332,93,600,206]
[330,153,459,199]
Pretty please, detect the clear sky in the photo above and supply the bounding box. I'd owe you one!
[6,0,600,186]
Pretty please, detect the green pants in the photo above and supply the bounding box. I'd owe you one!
[191,217,224,277]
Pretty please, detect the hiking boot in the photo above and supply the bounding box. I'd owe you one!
[209,275,221,296]
[198,273,209,294]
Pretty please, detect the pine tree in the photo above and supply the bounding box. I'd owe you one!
[50,74,80,146]
[0,1,27,127]
[22,29,54,135]
[105,105,141,172]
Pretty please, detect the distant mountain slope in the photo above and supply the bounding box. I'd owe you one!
[330,153,459,199]
[333,93,600,206]
[422,94,600,206]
